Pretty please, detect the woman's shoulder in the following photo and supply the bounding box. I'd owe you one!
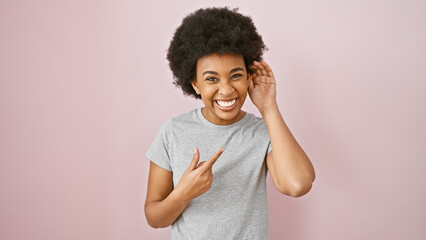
[242,112,269,135]
[244,112,266,125]
[169,108,199,123]
[158,108,200,131]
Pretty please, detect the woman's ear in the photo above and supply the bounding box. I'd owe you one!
[247,73,253,89]
[191,80,200,95]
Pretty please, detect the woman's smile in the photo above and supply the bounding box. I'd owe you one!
[214,98,237,110]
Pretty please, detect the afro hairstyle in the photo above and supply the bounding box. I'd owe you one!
[167,7,267,99]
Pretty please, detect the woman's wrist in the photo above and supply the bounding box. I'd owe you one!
[258,101,279,116]
[170,188,192,207]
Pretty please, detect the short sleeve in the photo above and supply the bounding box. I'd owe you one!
[260,117,272,154]
[145,120,172,171]
[267,141,272,154]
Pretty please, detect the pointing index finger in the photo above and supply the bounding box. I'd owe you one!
[200,148,224,171]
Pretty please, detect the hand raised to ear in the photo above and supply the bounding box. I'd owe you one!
[248,60,277,112]
[175,147,224,202]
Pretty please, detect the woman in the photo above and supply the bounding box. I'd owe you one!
[145,7,315,239]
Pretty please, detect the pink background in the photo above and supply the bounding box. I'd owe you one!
[1,0,425,239]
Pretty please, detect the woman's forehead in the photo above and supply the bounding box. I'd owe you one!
[196,53,246,72]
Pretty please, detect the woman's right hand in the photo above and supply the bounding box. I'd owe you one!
[174,147,224,202]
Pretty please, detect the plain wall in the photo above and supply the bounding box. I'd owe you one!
[1,0,425,239]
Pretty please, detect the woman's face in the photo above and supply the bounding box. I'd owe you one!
[192,53,251,125]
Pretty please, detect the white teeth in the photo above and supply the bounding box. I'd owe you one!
[216,99,236,107]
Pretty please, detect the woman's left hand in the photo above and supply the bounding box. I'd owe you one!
[248,60,278,112]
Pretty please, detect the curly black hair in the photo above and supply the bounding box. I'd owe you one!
[167,7,267,99]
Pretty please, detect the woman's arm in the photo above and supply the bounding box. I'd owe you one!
[144,162,188,228]
[262,104,315,197]
[144,148,224,228]
[249,60,315,197]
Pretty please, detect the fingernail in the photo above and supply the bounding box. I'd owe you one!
[193,148,197,154]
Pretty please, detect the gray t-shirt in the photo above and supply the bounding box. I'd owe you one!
[146,108,272,240]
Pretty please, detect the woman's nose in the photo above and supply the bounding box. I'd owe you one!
[218,81,235,96]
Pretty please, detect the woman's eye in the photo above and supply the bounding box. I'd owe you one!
[231,74,243,79]
[206,77,218,82]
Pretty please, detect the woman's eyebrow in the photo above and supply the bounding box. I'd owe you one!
[202,67,244,76]
[230,67,244,73]
[202,70,218,76]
